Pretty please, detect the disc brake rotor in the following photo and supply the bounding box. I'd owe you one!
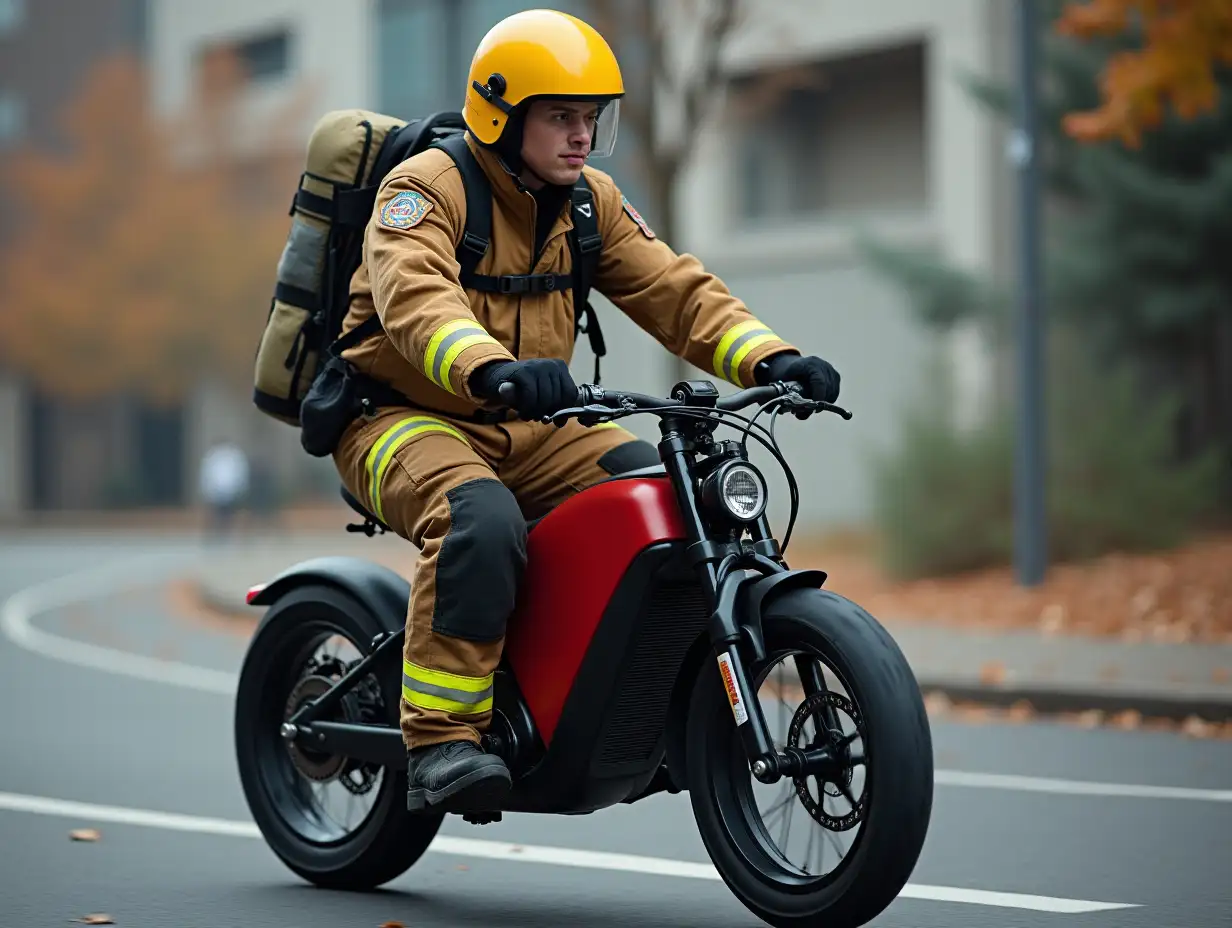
[289,665,359,783]
[787,690,866,832]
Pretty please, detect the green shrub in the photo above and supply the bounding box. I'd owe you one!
[871,336,1223,580]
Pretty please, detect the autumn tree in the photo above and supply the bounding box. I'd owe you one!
[1057,0,1232,146]
[0,52,310,406]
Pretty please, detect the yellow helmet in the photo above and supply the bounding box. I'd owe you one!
[463,9,625,158]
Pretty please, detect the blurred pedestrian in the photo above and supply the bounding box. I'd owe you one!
[199,439,249,541]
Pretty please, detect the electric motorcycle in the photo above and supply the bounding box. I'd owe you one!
[234,377,934,928]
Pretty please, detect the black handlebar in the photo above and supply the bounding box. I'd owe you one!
[496,380,852,422]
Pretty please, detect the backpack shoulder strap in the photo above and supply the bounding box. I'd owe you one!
[430,133,494,287]
[567,174,606,382]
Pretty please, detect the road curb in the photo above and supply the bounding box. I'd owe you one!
[912,678,1232,724]
[188,580,1232,724]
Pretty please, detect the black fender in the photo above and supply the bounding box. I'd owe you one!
[662,567,828,790]
[246,556,410,635]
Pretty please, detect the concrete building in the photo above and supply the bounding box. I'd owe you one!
[626,0,1015,531]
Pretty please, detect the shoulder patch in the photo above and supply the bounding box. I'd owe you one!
[380,190,433,230]
[621,195,656,239]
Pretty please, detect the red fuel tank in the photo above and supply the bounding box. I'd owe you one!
[503,476,687,745]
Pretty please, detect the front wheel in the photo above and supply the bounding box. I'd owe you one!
[686,588,933,928]
[234,583,443,890]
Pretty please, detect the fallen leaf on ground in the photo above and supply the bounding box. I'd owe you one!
[1212,668,1230,684]
[72,917,114,925]
[1073,709,1105,729]
[1006,700,1035,722]
[1109,710,1142,730]
[922,691,952,716]
[378,921,406,928]
[979,661,1007,686]
[1181,715,1218,738]
[69,829,101,842]
[455,864,470,871]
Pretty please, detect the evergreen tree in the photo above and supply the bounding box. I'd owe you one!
[858,3,1228,577]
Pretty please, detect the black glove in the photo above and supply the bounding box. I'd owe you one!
[759,351,841,403]
[470,358,578,420]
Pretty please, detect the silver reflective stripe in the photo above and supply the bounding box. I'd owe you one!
[431,324,485,387]
[721,326,772,383]
[402,675,494,705]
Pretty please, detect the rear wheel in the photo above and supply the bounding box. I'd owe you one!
[686,588,933,928]
[235,583,442,890]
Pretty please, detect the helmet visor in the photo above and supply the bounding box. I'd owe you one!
[588,99,619,158]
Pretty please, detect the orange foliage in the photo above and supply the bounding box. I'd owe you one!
[1057,0,1232,146]
[0,53,310,404]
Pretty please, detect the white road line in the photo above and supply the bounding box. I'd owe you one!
[934,769,1232,803]
[0,790,1137,914]
[0,554,236,695]
[2,559,1229,806]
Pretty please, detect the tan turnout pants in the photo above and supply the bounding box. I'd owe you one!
[332,406,659,750]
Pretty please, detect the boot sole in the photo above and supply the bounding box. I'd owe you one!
[407,765,512,814]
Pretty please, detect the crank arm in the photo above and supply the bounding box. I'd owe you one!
[281,720,406,768]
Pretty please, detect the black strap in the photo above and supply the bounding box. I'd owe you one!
[332,313,383,354]
[568,175,606,382]
[275,282,319,312]
[432,134,493,287]
[293,184,334,218]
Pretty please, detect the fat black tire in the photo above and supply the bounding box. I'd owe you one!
[686,588,933,928]
[234,583,442,890]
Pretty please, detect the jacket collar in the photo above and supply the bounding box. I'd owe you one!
[464,133,574,238]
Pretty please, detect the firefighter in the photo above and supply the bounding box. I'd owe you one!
[331,8,841,811]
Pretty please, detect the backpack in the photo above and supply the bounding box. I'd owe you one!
[251,108,607,428]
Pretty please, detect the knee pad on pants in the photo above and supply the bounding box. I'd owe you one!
[431,477,527,642]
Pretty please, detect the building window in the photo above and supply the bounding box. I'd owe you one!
[237,31,291,82]
[200,28,293,88]
[0,91,24,147]
[0,0,23,36]
[729,40,928,225]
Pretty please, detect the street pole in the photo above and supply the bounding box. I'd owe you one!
[1011,0,1047,586]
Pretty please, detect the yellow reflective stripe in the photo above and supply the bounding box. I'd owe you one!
[424,319,484,384]
[592,421,631,432]
[437,332,493,394]
[364,417,470,522]
[728,333,779,388]
[402,660,494,715]
[712,320,765,381]
[403,659,493,692]
[401,685,494,715]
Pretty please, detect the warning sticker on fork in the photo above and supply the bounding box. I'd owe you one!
[717,652,749,726]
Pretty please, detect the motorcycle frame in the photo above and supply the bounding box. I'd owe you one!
[262,380,832,814]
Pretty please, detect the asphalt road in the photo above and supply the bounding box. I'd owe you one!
[0,533,1229,928]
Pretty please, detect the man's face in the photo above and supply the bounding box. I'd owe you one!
[520,100,599,187]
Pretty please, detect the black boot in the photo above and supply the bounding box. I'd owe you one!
[406,739,511,812]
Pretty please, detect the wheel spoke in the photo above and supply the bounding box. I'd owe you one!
[802,804,818,874]
[847,751,866,766]
[837,780,859,810]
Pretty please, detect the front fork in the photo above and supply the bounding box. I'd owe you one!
[658,414,835,786]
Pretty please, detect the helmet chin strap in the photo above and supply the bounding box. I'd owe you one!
[491,119,564,191]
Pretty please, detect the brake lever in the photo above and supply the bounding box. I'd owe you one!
[543,403,618,428]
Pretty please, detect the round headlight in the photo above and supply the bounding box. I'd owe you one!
[717,463,767,522]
